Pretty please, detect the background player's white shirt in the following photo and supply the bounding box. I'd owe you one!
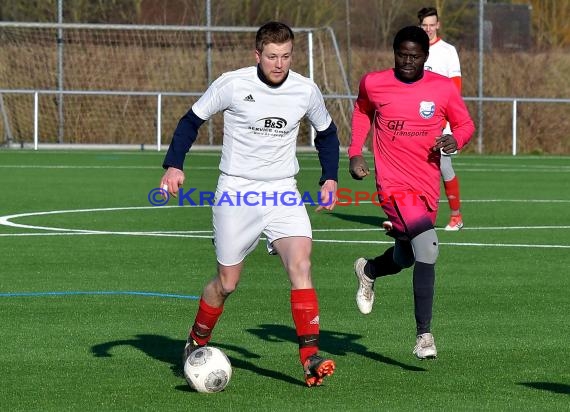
[192,66,332,182]
[425,38,461,137]
[424,38,461,78]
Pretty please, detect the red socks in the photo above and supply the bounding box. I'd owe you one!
[190,290,321,365]
[291,288,320,364]
[189,298,223,345]
[444,176,461,212]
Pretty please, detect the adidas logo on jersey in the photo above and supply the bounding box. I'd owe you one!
[243,94,255,102]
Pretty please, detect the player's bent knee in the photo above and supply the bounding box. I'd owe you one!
[218,278,238,296]
[294,259,311,276]
[411,229,439,264]
[216,271,241,296]
[285,259,312,288]
[282,255,311,276]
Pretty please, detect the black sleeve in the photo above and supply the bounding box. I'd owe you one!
[314,120,340,185]
[162,109,206,170]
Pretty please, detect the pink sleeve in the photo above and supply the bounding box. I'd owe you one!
[446,86,475,149]
[348,74,374,158]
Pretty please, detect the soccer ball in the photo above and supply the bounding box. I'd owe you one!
[183,346,232,393]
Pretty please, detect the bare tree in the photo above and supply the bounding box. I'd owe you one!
[374,0,404,49]
[0,0,57,21]
[513,0,570,48]
[211,0,341,27]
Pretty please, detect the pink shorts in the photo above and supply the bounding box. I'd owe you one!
[379,189,437,240]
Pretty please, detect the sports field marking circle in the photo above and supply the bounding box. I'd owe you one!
[0,205,211,237]
[0,206,568,248]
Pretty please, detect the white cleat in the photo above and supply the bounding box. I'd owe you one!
[354,258,375,314]
[413,333,437,359]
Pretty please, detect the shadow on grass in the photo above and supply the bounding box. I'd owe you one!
[247,324,426,372]
[90,323,425,391]
[91,333,305,390]
[329,211,386,228]
[519,382,570,395]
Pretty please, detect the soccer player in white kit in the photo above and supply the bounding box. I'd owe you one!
[419,7,465,231]
[159,22,339,387]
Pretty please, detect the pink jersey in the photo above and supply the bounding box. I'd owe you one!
[349,69,474,210]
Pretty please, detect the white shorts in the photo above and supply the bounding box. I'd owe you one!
[212,174,312,266]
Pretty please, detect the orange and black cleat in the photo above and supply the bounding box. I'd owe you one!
[303,354,336,387]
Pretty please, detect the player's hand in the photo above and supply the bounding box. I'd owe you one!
[433,134,458,154]
[159,167,185,198]
[315,179,338,212]
[349,155,370,180]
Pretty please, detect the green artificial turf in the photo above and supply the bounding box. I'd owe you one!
[1,150,568,411]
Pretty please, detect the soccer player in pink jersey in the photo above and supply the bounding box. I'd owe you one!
[348,26,474,359]
[419,6,465,231]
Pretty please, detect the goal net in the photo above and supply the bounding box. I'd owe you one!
[0,23,352,147]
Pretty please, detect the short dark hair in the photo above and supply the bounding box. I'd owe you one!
[393,26,430,55]
[256,21,294,52]
[417,7,438,24]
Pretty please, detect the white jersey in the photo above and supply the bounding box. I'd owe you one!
[424,38,461,79]
[192,66,332,181]
[425,38,461,136]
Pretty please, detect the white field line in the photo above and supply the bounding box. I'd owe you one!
[0,206,568,248]
[0,231,568,249]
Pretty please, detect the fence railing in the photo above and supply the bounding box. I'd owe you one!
[463,96,570,155]
[0,22,351,147]
[1,89,569,155]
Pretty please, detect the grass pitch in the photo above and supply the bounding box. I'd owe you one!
[1,150,568,411]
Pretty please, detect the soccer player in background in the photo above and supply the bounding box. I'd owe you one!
[348,26,474,358]
[159,21,339,387]
[418,7,465,231]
